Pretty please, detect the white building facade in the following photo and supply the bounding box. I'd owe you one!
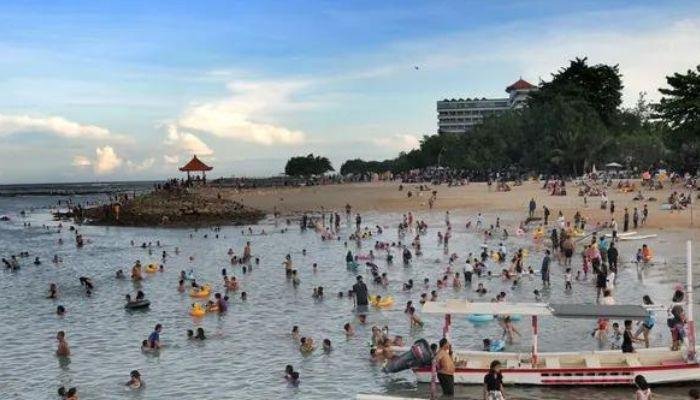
[437,79,536,134]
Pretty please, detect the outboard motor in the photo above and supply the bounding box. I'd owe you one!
[383,339,433,373]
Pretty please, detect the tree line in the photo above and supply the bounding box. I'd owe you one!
[285,59,699,178]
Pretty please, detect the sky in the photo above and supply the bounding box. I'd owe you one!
[0,0,698,184]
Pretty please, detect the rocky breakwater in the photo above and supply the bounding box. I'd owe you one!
[59,188,265,227]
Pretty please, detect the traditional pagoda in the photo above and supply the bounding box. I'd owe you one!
[179,155,213,181]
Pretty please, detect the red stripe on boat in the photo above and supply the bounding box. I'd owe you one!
[414,363,700,374]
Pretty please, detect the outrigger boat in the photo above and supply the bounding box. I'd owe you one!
[386,241,698,387]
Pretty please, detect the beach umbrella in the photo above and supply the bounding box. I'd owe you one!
[605,162,623,168]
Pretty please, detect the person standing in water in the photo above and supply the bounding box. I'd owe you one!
[243,241,252,262]
[541,250,551,288]
[435,338,455,396]
[148,324,162,349]
[352,275,369,323]
[56,331,70,357]
[607,242,619,280]
[634,375,651,400]
[483,360,505,400]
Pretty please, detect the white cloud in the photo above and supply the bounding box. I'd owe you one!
[0,114,117,140]
[73,147,155,175]
[126,157,155,172]
[502,19,700,105]
[164,125,213,156]
[72,155,91,167]
[358,14,700,106]
[176,80,307,146]
[94,146,123,174]
[163,154,180,164]
[371,134,420,152]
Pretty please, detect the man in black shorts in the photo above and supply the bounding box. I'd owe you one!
[435,338,455,396]
[596,265,608,303]
[352,275,369,322]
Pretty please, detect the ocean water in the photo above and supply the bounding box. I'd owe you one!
[0,188,698,400]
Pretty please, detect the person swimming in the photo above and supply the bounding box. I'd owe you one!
[344,322,355,336]
[126,370,143,390]
[195,327,206,340]
[48,283,58,299]
[300,337,315,353]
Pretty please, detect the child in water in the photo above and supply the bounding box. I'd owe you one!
[564,268,573,290]
[610,322,622,349]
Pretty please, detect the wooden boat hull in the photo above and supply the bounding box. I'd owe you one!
[410,347,700,386]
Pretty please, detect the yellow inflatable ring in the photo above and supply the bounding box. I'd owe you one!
[369,295,394,308]
[189,304,206,317]
[145,264,158,273]
[189,284,211,298]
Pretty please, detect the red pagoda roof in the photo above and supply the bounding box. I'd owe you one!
[506,78,536,92]
[179,155,213,172]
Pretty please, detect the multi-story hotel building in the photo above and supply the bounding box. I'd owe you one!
[437,78,537,134]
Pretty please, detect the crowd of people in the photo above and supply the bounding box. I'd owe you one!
[4,174,699,400]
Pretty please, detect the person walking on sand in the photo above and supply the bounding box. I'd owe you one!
[624,208,630,233]
[528,198,536,219]
[543,206,550,225]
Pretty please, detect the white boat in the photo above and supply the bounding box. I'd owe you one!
[604,231,637,238]
[620,234,658,241]
[393,241,698,388]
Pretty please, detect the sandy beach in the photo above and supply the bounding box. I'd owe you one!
[205,180,699,233]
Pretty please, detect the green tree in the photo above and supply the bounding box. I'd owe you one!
[614,92,668,170]
[654,65,700,171]
[339,159,394,175]
[284,154,334,176]
[530,57,623,127]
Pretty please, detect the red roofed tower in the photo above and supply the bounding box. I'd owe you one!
[505,77,537,108]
